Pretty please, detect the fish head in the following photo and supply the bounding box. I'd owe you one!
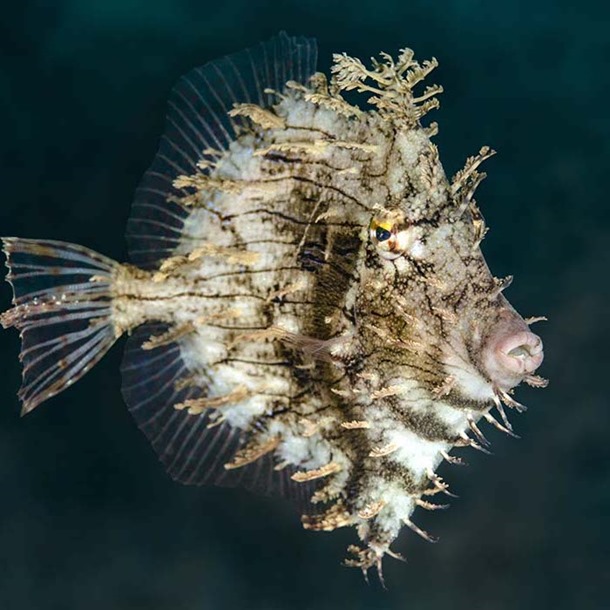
[362,194,544,401]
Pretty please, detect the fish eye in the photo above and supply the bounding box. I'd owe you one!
[375,226,392,242]
[370,214,410,260]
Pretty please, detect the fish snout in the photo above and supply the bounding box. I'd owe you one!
[482,318,544,391]
[495,331,543,375]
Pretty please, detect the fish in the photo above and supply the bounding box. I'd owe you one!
[1,32,546,581]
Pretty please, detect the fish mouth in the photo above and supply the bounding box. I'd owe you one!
[496,331,544,376]
[482,316,544,391]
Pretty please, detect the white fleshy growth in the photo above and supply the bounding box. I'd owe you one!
[387,428,446,478]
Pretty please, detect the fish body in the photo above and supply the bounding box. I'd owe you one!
[1,33,545,577]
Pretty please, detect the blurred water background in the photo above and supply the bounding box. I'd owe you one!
[0,1,608,608]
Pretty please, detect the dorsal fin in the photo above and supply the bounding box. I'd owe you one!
[126,32,318,269]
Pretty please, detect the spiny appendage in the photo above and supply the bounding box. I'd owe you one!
[163,151,225,207]
[523,317,549,389]
[153,361,541,582]
[169,128,374,208]
[347,486,453,581]
[328,47,443,125]
[224,436,280,470]
[305,386,547,579]
[485,361,547,435]
[151,243,260,280]
[451,146,497,247]
[169,48,444,207]
[337,477,453,580]
[141,310,242,351]
[228,103,287,130]
[172,167,274,200]
[302,502,353,531]
[289,73,364,119]
[291,461,342,482]
[175,385,253,415]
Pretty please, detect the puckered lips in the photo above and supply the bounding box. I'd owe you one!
[482,310,544,391]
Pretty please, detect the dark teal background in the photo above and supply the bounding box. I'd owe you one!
[1,1,608,608]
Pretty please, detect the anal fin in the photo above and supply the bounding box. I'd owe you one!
[120,322,317,508]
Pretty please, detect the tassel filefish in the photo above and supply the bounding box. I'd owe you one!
[1,32,546,581]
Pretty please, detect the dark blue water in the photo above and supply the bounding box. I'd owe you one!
[1,1,608,608]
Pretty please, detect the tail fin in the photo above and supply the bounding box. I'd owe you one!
[1,238,121,415]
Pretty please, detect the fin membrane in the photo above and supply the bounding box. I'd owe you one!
[121,322,316,508]
[1,238,119,414]
[127,31,318,269]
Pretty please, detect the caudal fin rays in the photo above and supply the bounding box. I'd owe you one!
[1,238,120,414]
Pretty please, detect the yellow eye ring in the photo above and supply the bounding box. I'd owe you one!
[370,219,394,242]
[369,216,409,260]
[375,226,392,242]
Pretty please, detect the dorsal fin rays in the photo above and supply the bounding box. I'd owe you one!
[120,322,316,508]
[126,32,318,269]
